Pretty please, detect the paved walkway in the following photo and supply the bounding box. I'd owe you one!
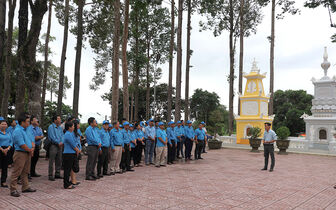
[1,148,336,210]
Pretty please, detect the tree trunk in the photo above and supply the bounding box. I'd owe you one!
[167,0,175,122]
[41,0,52,124]
[134,11,140,122]
[56,0,70,115]
[25,0,48,119]
[184,0,191,122]
[130,91,134,122]
[146,37,150,120]
[15,0,29,117]
[269,0,275,115]
[72,0,84,118]
[228,0,235,135]
[122,0,130,121]
[112,0,121,122]
[1,0,16,118]
[175,0,183,121]
[0,0,6,108]
[238,0,244,116]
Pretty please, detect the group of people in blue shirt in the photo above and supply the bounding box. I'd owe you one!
[0,111,209,196]
[0,113,43,197]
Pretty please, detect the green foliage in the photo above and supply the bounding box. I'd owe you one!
[273,90,313,136]
[190,89,231,135]
[79,123,89,135]
[248,126,262,139]
[46,63,72,101]
[276,126,290,140]
[198,0,263,37]
[102,83,177,121]
[190,89,220,123]
[86,0,171,92]
[207,105,229,136]
[41,100,77,131]
[304,0,336,42]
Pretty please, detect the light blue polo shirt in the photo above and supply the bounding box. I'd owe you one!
[156,128,167,147]
[263,130,277,143]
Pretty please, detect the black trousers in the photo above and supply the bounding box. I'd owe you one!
[8,145,14,165]
[97,147,109,175]
[264,144,275,169]
[176,142,181,158]
[195,141,204,159]
[202,140,207,153]
[185,138,193,159]
[168,140,176,163]
[30,144,40,175]
[0,146,9,184]
[86,145,99,178]
[63,153,76,189]
[120,144,131,170]
[134,140,143,165]
[131,147,136,166]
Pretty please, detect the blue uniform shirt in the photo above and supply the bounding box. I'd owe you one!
[48,123,64,144]
[195,128,206,141]
[111,128,124,147]
[27,125,43,146]
[12,125,33,151]
[63,131,78,154]
[167,127,177,145]
[156,128,167,147]
[85,126,101,146]
[145,126,156,139]
[185,126,195,139]
[7,126,16,135]
[99,128,111,147]
[130,131,137,148]
[136,129,145,140]
[77,128,83,137]
[263,130,277,143]
[121,129,131,144]
[0,130,12,147]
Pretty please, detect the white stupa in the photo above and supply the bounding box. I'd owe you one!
[303,47,336,151]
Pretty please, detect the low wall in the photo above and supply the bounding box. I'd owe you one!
[217,135,336,156]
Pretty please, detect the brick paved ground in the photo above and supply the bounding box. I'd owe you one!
[1,148,336,210]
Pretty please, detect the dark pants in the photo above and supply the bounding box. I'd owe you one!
[185,138,193,159]
[145,139,155,164]
[8,145,14,165]
[264,144,275,169]
[63,153,76,189]
[134,140,143,165]
[120,144,131,170]
[131,147,136,166]
[30,144,40,175]
[195,141,204,159]
[202,140,207,153]
[168,140,176,163]
[86,145,99,178]
[97,147,109,175]
[177,137,185,158]
[49,144,62,177]
[0,146,9,184]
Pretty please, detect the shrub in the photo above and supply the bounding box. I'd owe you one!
[276,126,290,140]
[248,127,262,139]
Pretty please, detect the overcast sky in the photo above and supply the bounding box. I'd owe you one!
[39,0,336,122]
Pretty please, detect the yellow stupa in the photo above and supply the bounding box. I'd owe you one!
[235,60,274,144]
